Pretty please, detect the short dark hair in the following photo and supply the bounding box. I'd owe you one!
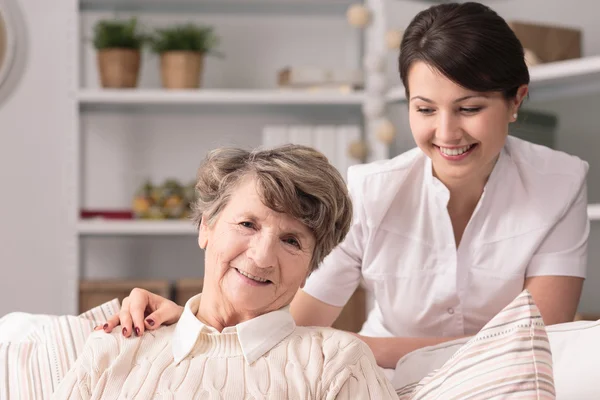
[399,2,529,100]
[191,145,353,272]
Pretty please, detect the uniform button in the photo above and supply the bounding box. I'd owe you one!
[447,308,455,315]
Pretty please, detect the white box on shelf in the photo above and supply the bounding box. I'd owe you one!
[336,125,362,180]
[262,125,289,149]
[288,125,313,147]
[313,125,338,167]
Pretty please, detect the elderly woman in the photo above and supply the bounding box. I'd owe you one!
[52,145,396,399]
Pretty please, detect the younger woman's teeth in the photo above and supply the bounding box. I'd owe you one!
[439,144,474,156]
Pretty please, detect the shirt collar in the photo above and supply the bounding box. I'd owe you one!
[172,294,296,365]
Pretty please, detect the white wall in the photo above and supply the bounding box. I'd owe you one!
[0,0,77,316]
[1,0,598,317]
[386,0,600,313]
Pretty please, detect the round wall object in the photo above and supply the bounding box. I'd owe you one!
[0,0,26,106]
[348,140,368,160]
[385,29,404,50]
[346,4,371,28]
[376,119,396,144]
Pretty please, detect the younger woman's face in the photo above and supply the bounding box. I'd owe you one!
[407,61,527,186]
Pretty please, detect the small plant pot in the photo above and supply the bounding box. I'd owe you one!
[160,51,204,89]
[97,48,141,88]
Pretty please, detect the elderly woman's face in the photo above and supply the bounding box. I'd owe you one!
[199,178,316,316]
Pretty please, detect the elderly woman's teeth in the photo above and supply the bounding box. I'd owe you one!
[238,269,268,283]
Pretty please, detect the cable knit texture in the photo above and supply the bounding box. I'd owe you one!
[51,325,396,399]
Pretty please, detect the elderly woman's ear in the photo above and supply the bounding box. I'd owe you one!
[198,217,209,249]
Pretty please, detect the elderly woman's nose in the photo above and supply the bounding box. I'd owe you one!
[248,234,278,268]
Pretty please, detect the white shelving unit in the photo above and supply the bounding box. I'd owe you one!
[78,220,196,235]
[75,0,600,293]
[386,56,600,104]
[78,89,365,106]
[75,0,371,286]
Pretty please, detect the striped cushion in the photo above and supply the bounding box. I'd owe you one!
[0,300,120,400]
[397,290,555,399]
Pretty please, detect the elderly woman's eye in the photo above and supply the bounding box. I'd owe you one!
[283,237,301,248]
[239,221,255,229]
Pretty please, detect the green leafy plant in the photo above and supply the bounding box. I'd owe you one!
[92,17,146,50]
[149,23,220,55]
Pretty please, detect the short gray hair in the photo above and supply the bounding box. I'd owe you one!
[191,144,352,271]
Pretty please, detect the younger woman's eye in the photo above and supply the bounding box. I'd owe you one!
[283,237,301,249]
[416,107,434,115]
[460,107,482,113]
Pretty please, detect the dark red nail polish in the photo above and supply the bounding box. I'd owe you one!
[103,324,108,330]
[146,319,155,326]
[122,328,127,336]
[135,327,140,336]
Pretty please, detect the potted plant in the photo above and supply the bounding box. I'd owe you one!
[93,17,146,88]
[149,23,219,89]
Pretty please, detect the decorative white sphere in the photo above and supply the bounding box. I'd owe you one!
[362,97,386,119]
[376,119,396,144]
[346,4,371,28]
[385,29,404,50]
[367,74,387,95]
[348,140,368,160]
[363,53,386,73]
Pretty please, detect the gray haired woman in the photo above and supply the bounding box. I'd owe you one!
[53,145,396,399]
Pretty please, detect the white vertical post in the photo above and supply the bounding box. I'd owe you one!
[363,0,389,162]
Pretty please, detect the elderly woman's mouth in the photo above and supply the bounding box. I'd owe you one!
[235,268,272,285]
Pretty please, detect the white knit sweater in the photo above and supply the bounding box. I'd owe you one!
[52,296,396,399]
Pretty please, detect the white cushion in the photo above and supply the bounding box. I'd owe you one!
[395,290,555,399]
[392,317,600,399]
[0,300,120,399]
[0,312,54,343]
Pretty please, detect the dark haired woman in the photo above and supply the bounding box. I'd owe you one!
[102,2,589,371]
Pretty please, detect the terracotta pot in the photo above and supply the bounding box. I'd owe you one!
[97,48,140,88]
[160,51,204,89]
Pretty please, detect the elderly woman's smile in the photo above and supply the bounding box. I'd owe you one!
[198,177,316,326]
[234,268,271,285]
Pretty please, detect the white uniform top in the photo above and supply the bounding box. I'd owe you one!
[303,136,589,338]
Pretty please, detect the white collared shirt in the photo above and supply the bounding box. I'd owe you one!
[304,136,589,338]
[172,294,296,364]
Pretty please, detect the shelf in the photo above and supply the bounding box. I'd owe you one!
[386,56,600,104]
[77,204,600,237]
[79,0,353,16]
[589,204,600,221]
[78,89,366,108]
[78,220,197,236]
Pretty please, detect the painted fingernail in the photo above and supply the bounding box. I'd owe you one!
[146,319,155,326]
[103,324,108,330]
[122,328,127,336]
[135,327,140,336]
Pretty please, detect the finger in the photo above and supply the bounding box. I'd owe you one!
[103,311,122,333]
[118,297,134,338]
[128,289,150,336]
[143,304,184,330]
